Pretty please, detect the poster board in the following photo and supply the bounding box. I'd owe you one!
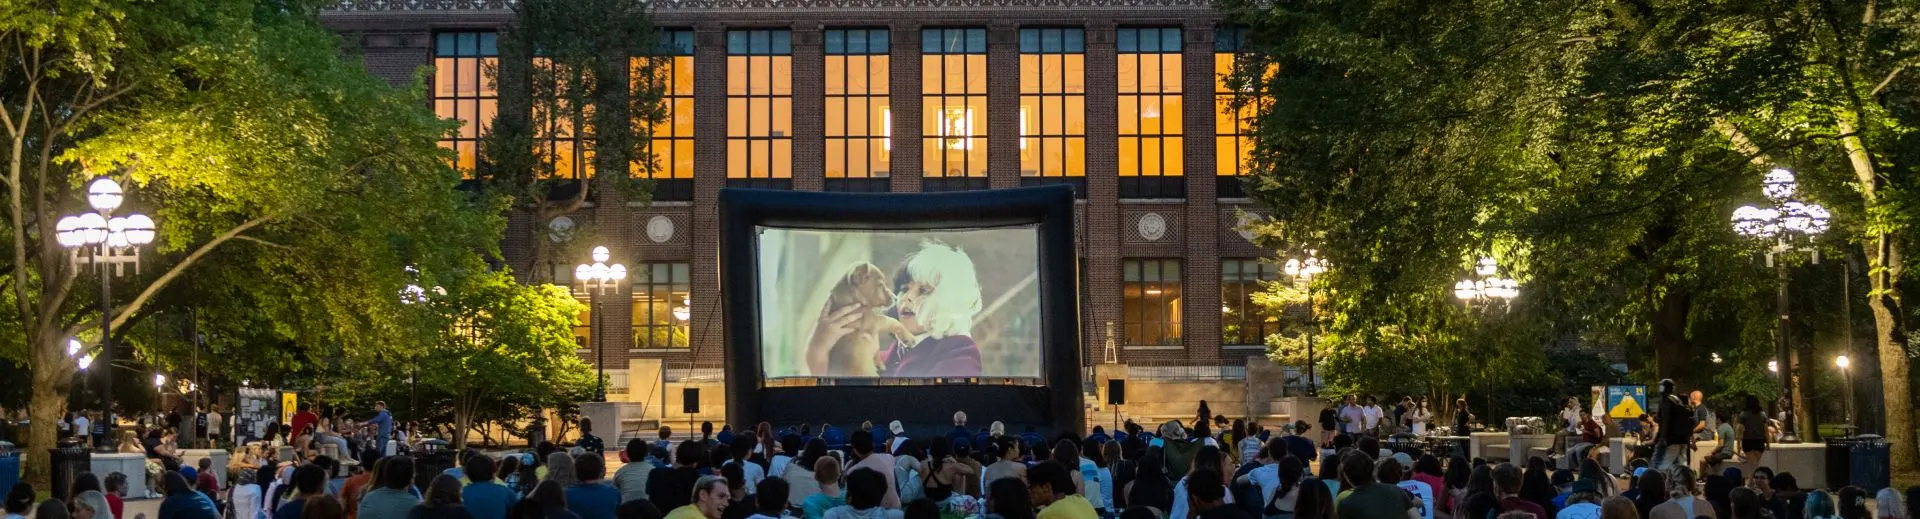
[1606,385,1648,419]
[234,387,282,445]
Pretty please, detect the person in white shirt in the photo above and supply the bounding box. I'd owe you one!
[1561,398,1583,435]
[1338,396,1368,436]
[73,412,91,441]
[1360,397,1385,434]
[1408,398,1434,435]
[887,421,909,455]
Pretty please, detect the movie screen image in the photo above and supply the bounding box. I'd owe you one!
[757,225,1044,379]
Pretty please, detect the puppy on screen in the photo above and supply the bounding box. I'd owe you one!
[827,262,915,376]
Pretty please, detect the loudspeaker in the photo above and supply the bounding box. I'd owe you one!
[1107,379,1126,405]
[683,388,700,414]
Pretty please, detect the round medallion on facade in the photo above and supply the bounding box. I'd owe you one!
[547,216,575,243]
[1137,212,1168,242]
[646,215,676,243]
[1235,212,1260,242]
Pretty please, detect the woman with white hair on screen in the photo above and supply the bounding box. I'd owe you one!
[878,240,987,377]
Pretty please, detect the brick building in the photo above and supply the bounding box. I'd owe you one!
[321,0,1296,428]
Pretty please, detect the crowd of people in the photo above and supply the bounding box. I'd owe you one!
[0,391,1902,519]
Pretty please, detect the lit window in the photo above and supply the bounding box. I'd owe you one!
[633,262,691,349]
[1122,259,1183,346]
[826,29,893,192]
[1019,28,1087,190]
[433,32,498,177]
[727,30,794,186]
[637,30,696,200]
[1214,26,1268,198]
[922,28,988,191]
[532,54,594,180]
[1118,27,1185,199]
[1221,259,1279,346]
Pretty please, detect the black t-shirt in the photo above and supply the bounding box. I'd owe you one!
[1319,409,1339,430]
[195,413,210,437]
[1658,395,1694,444]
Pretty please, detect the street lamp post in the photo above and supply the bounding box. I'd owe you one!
[1730,168,1829,444]
[575,246,626,402]
[1836,354,1854,432]
[1283,252,1328,396]
[54,178,157,452]
[1454,257,1520,421]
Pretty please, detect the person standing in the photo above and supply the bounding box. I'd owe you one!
[1408,399,1433,436]
[577,419,605,456]
[1361,398,1385,437]
[1452,399,1475,436]
[1736,396,1771,482]
[365,402,395,457]
[207,406,224,448]
[1338,396,1366,437]
[1653,381,1693,471]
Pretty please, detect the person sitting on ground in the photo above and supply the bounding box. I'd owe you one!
[847,430,901,508]
[1492,463,1546,519]
[746,479,789,519]
[823,469,904,519]
[160,470,221,519]
[1648,466,1714,519]
[360,455,423,519]
[567,453,620,519]
[802,456,847,519]
[1031,461,1096,519]
[724,437,766,496]
[983,438,1029,496]
[615,439,656,505]
[464,454,519,519]
[664,476,732,519]
[5,483,34,519]
[1334,450,1413,519]
[275,463,330,519]
[1558,479,1605,519]
[617,500,664,519]
[650,441,706,512]
[1188,468,1252,519]
[410,474,476,519]
[511,480,579,519]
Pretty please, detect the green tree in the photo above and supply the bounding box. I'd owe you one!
[475,0,665,281]
[1,0,499,486]
[411,270,590,452]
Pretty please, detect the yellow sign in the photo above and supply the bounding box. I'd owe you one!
[281,392,297,425]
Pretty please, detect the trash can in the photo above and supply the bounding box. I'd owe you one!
[47,447,91,501]
[1827,439,1852,490]
[1849,435,1891,491]
[526,418,546,449]
[0,442,18,496]
[415,449,456,491]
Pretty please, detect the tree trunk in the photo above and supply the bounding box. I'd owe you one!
[453,394,474,452]
[1650,286,1698,390]
[25,332,74,488]
[1792,348,1811,441]
[1866,236,1913,468]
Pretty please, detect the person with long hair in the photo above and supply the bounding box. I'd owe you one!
[1459,465,1497,519]
[1519,458,1557,515]
[1631,470,1666,519]
[1727,488,1765,519]
[785,439,830,509]
[1648,466,1714,519]
[1291,478,1335,519]
[410,474,475,519]
[512,480,580,519]
[545,452,580,488]
[1261,457,1303,518]
[1125,451,1173,514]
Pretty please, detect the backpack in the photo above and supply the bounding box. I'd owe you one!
[1161,439,1201,479]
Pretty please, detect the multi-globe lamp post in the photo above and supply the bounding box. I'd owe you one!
[1730,168,1829,443]
[1282,252,1328,396]
[53,178,156,451]
[1454,258,1521,306]
[575,246,626,402]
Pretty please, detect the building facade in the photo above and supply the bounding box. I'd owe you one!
[321,0,1289,424]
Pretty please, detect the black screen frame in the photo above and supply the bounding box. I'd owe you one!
[719,186,1083,434]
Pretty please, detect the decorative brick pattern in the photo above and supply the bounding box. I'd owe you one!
[791,25,827,192]
[1217,205,1269,257]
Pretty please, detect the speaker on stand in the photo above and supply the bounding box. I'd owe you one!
[1107,379,1126,433]
[683,388,699,435]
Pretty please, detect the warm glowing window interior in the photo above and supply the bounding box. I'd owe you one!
[1117,27,1184,178]
[726,30,794,179]
[826,29,893,179]
[1019,28,1086,178]
[434,32,498,177]
[921,28,988,178]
